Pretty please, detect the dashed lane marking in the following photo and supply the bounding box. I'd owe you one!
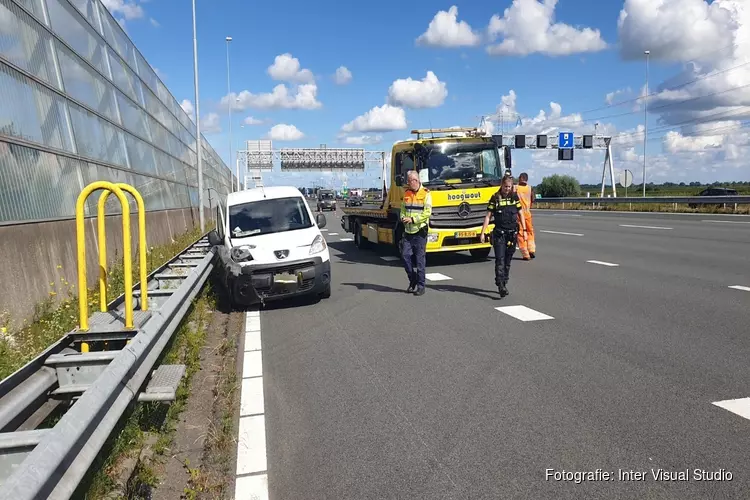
[539,230,584,237]
[495,305,554,322]
[619,224,673,230]
[702,220,750,224]
[380,256,400,261]
[236,308,269,499]
[712,398,750,421]
[327,232,339,236]
[587,260,620,267]
[340,237,354,241]
[728,285,750,292]
[426,273,452,281]
[320,228,328,231]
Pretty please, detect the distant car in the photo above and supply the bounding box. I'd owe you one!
[689,187,738,208]
[208,186,332,308]
[345,195,362,207]
[317,190,337,211]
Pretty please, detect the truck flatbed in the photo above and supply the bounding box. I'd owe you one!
[340,203,390,219]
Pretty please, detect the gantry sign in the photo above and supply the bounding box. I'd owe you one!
[237,140,387,173]
[491,132,618,198]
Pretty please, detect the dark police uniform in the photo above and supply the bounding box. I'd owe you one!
[486,190,522,295]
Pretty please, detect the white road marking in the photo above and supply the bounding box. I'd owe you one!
[712,398,750,421]
[320,228,328,231]
[425,272,452,281]
[235,474,269,500]
[380,255,400,261]
[495,305,554,322]
[547,213,583,217]
[340,237,354,241]
[728,285,750,292]
[703,220,750,224]
[236,308,269,498]
[327,232,339,236]
[619,224,672,230]
[587,260,620,267]
[540,230,584,237]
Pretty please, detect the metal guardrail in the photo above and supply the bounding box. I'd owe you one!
[0,182,218,499]
[535,195,750,205]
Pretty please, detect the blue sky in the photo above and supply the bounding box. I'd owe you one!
[109,0,750,189]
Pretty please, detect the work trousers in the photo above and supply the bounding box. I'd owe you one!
[402,228,427,288]
[517,212,535,258]
[493,229,517,286]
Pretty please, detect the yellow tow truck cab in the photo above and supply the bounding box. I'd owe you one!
[340,127,512,259]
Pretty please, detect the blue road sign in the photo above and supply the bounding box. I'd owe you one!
[559,132,574,149]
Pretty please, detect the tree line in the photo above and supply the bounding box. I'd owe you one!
[533,175,750,198]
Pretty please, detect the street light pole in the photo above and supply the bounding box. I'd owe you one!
[226,36,237,192]
[191,0,204,231]
[643,49,650,198]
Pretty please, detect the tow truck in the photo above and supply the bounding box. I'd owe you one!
[340,127,512,259]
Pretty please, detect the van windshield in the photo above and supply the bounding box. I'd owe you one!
[229,196,313,237]
[319,192,334,199]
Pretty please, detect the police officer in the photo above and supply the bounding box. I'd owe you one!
[400,170,432,296]
[479,175,527,297]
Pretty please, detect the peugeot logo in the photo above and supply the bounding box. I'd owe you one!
[274,250,289,259]
[457,202,471,218]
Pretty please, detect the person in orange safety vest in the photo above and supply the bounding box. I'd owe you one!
[515,173,536,260]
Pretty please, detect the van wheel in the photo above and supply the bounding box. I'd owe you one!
[320,283,331,299]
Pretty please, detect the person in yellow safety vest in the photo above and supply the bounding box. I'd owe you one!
[400,170,432,296]
[515,172,536,260]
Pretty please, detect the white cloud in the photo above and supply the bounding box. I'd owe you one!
[341,104,408,133]
[341,135,383,145]
[180,99,194,118]
[487,0,607,57]
[267,124,304,141]
[201,113,221,134]
[221,84,322,111]
[101,0,144,21]
[243,116,263,125]
[605,87,632,105]
[616,0,750,176]
[387,71,448,109]
[334,66,352,85]
[416,6,481,48]
[149,18,159,28]
[267,53,315,83]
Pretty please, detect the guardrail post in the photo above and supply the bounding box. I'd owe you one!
[97,184,148,313]
[75,182,134,338]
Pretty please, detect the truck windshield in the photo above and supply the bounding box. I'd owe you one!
[228,196,313,237]
[418,142,502,186]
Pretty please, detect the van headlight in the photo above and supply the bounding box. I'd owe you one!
[309,234,327,255]
[231,245,254,262]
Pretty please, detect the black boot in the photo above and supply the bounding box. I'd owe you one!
[414,286,425,296]
[498,281,509,297]
[407,274,417,293]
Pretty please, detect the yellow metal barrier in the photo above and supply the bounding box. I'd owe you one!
[75,182,133,334]
[97,184,148,313]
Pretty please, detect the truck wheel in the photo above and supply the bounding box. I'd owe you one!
[394,226,404,258]
[354,221,366,248]
[469,247,492,260]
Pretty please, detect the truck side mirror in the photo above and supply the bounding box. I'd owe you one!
[316,213,327,228]
[207,229,221,246]
[395,174,403,186]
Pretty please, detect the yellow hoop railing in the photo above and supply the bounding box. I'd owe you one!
[75,182,133,336]
[97,184,148,314]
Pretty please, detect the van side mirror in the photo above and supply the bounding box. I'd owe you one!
[316,213,327,229]
[207,229,221,246]
[395,174,403,186]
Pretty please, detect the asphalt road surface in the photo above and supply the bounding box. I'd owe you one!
[235,208,750,500]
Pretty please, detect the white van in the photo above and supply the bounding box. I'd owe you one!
[207,186,331,308]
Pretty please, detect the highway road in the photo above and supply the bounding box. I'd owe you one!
[234,207,750,500]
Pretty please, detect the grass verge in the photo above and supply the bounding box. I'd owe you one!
[77,284,217,499]
[0,225,205,380]
[534,202,750,214]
